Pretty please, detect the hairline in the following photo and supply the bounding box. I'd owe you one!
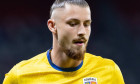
[50,4,90,20]
[50,2,89,18]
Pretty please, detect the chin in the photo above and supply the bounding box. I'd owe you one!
[64,47,86,61]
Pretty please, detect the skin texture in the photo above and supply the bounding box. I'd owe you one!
[47,3,91,68]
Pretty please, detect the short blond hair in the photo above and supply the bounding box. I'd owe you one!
[50,0,89,17]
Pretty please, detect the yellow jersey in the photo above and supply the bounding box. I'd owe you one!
[3,49,125,84]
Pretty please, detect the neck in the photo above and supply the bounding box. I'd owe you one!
[50,47,82,68]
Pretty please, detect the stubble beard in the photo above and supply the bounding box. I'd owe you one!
[60,42,87,61]
[64,48,86,61]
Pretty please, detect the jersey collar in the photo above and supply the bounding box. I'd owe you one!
[47,48,83,72]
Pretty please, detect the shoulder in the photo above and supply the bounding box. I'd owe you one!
[15,51,47,68]
[3,51,47,84]
[84,53,115,64]
[5,51,47,77]
[84,53,124,83]
[84,53,118,70]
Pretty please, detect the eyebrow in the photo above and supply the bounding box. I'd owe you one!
[66,18,80,22]
[66,18,92,22]
[84,20,92,22]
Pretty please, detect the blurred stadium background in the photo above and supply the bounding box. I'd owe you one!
[0,0,140,83]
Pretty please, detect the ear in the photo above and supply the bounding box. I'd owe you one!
[47,19,57,34]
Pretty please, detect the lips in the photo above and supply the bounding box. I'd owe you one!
[74,40,85,44]
[74,42,84,46]
[73,38,87,45]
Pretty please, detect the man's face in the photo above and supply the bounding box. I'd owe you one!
[52,4,91,60]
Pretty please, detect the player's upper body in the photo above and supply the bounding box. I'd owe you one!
[3,49,124,84]
[3,0,125,84]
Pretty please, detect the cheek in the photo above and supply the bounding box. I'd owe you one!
[86,28,91,37]
[62,32,73,43]
[59,33,74,49]
[57,30,73,45]
[56,24,76,42]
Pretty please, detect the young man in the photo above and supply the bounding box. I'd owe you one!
[3,0,125,84]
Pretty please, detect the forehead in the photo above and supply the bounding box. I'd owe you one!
[52,4,91,21]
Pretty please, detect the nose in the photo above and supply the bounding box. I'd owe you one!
[78,24,86,36]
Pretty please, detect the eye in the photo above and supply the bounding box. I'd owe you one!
[67,22,78,27]
[69,23,77,27]
[84,24,89,27]
[84,22,91,27]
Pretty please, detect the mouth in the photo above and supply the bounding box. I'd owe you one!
[73,39,86,46]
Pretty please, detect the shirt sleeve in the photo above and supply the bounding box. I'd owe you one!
[112,63,125,84]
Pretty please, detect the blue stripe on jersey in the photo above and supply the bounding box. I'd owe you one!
[47,48,83,72]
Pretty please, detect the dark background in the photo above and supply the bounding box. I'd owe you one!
[0,0,140,84]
